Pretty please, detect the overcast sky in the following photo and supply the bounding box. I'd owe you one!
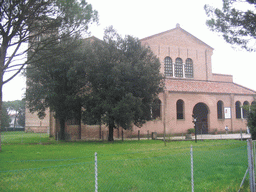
[3,0,256,101]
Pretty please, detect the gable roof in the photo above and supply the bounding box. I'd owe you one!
[165,79,256,95]
[140,24,214,50]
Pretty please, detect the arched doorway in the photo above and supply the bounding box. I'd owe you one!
[193,103,209,134]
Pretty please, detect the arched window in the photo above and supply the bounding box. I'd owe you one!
[177,99,184,119]
[243,101,249,119]
[175,58,183,77]
[164,57,173,77]
[235,101,241,119]
[217,100,224,119]
[185,58,193,78]
[152,99,161,119]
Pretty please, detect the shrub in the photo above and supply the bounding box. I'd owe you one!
[248,104,256,140]
[187,128,195,134]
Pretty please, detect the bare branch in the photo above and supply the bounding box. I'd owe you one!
[3,63,25,85]
[4,63,26,70]
[4,41,22,70]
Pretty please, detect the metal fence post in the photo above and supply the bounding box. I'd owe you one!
[254,141,256,178]
[239,168,249,191]
[247,139,255,192]
[191,145,194,192]
[95,152,98,192]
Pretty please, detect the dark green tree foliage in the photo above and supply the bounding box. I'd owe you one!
[26,38,87,140]
[83,27,164,141]
[17,106,25,128]
[1,102,10,131]
[248,102,256,139]
[205,0,256,51]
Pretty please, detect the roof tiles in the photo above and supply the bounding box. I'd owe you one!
[165,79,256,95]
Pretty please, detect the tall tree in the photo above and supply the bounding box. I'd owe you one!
[205,0,256,137]
[26,37,87,140]
[1,102,10,131]
[83,27,164,141]
[5,100,25,128]
[205,0,256,51]
[0,0,98,150]
[247,103,256,139]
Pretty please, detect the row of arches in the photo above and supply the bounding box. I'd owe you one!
[164,57,193,78]
[236,101,252,119]
[152,99,203,120]
[153,99,253,121]
[175,99,208,121]
[152,99,209,133]
[218,100,253,119]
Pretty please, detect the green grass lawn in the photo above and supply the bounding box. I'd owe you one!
[0,131,250,191]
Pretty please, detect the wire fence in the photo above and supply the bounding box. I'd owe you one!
[250,140,256,192]
[95,144,248,191]
[0,136,248,192]
[1,129,251,143]
[1,132,51,144]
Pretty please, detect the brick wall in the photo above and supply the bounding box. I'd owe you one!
[140,26,214,81]
[212,73,233,82]
[26,25,255,139]
[25,107,50,133]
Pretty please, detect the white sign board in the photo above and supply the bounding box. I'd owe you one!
[224,107,231,119]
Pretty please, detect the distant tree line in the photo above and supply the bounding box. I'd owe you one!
[1,100,25,131]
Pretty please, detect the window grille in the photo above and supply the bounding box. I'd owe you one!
[164,57,173,77]
[235,101,241,119]
[175,58,183,77]
[185,58,193,78]
[152,99,161,119]
[217,101,224,119]
[177,99,184,119]
[243,101,249,119]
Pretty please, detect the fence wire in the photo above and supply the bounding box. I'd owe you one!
[193,144,247,191]
[0,132,249,192]
[1,132,50,144]
[97,151,191,191]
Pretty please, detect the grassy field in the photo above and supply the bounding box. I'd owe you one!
[0,131,250,191]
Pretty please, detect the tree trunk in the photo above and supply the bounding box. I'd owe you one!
[108,118,114,142]
[78,106,81,140]
[1,42,9,152]
[14,115,17,129]
[108,125,114,141]
[59,118,66,140]
[0,80,2,152]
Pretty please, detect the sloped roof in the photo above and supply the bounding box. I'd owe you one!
[165,79,256,95]
[140,24,214,50]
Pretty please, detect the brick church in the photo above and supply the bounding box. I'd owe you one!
[25,24,256,139]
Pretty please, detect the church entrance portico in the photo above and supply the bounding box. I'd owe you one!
[193,103,209,134]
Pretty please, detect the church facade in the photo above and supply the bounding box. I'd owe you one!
[25,24,256,139]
